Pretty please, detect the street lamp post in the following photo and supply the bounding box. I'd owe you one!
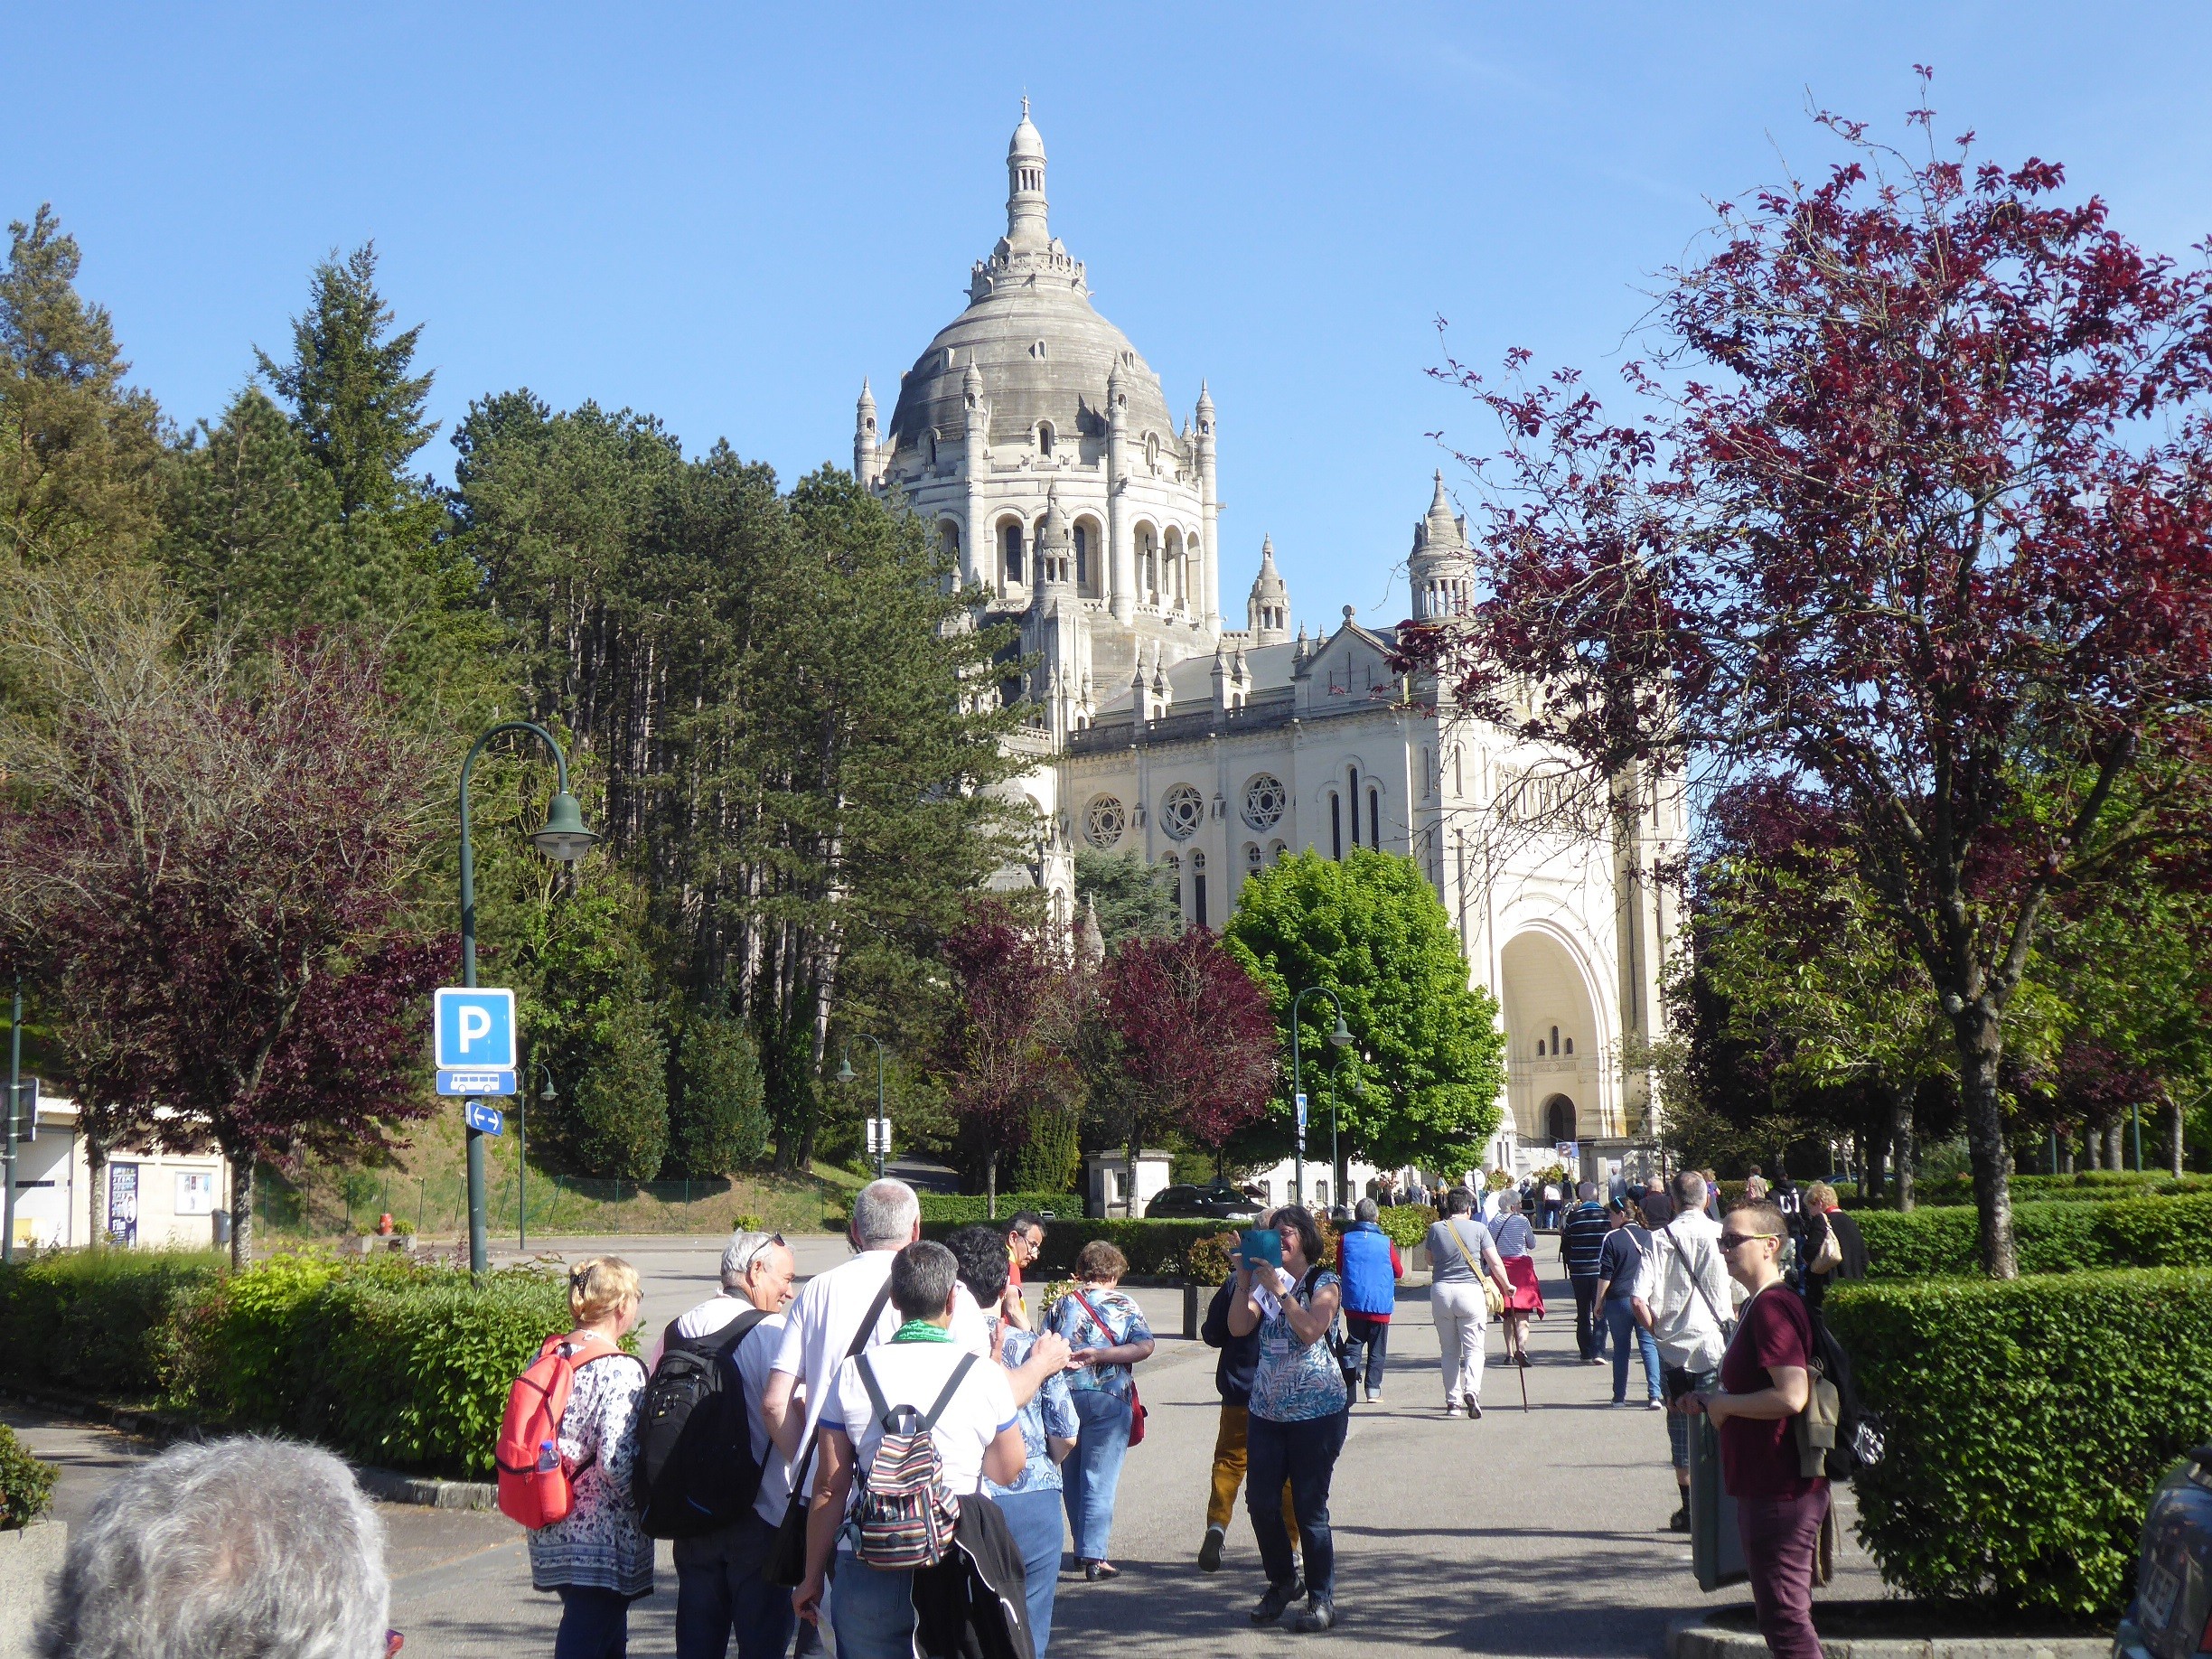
[522,1062,556,1252]
[459,722,596,1277]
[1289,987,1353,1210]
[4,980,19,1267]
[838,1036,888,1181]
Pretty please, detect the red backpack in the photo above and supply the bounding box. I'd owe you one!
[496,1329,621,1529]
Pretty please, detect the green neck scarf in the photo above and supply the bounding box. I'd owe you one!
[892,1319,954,1345]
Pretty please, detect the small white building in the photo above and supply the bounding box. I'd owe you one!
[5,1097,234,1251]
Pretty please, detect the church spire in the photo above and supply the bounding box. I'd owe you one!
[1007,100,1048,249]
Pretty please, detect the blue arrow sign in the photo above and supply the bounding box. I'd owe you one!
[464,1101,505,1136]
[434,987,518,1073]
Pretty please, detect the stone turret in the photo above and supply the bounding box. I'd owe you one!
[854,380,879,487]
[1247,534,1290,644]
[1410,471,1474,622]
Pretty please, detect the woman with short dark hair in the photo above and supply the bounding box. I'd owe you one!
[1226,1204,1349,1633]
[1045,1239,1155,1579]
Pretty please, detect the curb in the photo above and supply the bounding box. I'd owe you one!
[0,1382,499,1512]
[1666,1613,2110,1659]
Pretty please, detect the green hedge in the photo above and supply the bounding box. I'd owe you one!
[1373,1206,1438,1250]
[1827,1269,2212,1616]
[1854,1190,2212,1278]
[915,1192,1080,1223]
[922,1218,1223,1279]
[171,1254,571,1477]
[1887,1171,2211,1209]
[0,1250,225,1400]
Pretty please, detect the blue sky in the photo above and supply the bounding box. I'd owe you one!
[8,4,2208,624]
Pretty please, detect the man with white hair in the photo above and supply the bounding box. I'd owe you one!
[648,1229,801,1659]
[37,1436,394,1659]
[1640,1167,1732,1532]
[761,1182,1064,1544]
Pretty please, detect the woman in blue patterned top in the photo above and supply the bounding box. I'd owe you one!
[947,1225,1077,1655]
[1044,1240,1155,1580]
[1225,1205,1348,1633]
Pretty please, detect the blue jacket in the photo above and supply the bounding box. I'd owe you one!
[1336,1222,1401,1317]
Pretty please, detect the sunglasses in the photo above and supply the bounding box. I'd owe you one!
[1717,1232,1776,1251]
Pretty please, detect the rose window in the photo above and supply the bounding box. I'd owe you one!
[1242,773,1288,831]
[1083,795,1127,849]
[1160,783,1205,841]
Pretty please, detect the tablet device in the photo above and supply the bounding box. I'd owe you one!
[1240,1227,1283,1272]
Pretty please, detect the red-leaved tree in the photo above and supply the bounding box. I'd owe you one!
[1096,927,1277,1204]
[0,579,443,1262]
[1411,87,2212,1275]
[937,903,1076,1207]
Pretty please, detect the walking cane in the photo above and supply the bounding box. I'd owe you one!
[1517,1342,1531,1412]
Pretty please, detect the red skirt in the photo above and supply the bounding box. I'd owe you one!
[1502,1255,1546,1317]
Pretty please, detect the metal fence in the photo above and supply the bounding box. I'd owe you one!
[255,1167,752,1241]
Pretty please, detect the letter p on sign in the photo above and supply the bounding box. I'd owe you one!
[434,988,518,1073]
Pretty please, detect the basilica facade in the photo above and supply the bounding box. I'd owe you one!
[855,106,1679,1189]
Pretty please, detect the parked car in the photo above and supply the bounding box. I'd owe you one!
[1145,1183,1264,1221]
[2114,1444,2212,1658]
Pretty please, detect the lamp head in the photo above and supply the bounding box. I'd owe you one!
[1329,1014,1354,1048]
[539,1078,557,1102]
[530,792,598,862]
[836,1054,858,1086]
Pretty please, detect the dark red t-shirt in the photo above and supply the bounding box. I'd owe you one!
[1718,1285,1825,1500]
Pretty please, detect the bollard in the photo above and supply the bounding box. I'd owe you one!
[1182,1279,1200,1342]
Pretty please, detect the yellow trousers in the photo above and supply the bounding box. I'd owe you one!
[1207,1402,1299,1545]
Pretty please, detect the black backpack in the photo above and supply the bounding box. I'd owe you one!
[633,1309,770,1539]
[1809,1314,1885,1478]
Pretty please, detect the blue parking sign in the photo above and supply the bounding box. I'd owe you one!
[435,988,518,1072]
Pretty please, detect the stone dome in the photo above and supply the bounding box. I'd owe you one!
[886,108,1183,465]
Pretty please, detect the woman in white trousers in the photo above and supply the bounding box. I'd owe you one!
[1422,1192,1514,1419]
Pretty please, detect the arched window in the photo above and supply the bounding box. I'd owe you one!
[1192,850,1208,928]
[1347,768,1361,847]
[1551,1025,1561,1055]
[940,521,961,562]
[1329,792,1343,860]
[1037,422,1054,456]
[1002,523,1023,585]
[1244,842,1261,876]
[1369,788,1381,849]
[1073,522,1089,588]
[1564,1037,1574,1054]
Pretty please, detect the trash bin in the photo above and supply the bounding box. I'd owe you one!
[212,1211,233,1249]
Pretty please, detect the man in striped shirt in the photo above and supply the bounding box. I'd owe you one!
[1559,1182,1613,1364]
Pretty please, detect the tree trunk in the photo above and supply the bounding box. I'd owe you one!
[1953,1002,2017,1278]
[987,1151,998,1223]
[85,1138,106,1247]
[1126,1117,1139,1222]
[2104,1120,2124,1173]
[2170,1095,2187,1178]
[2085,1125,2102,1171]
[230,1150,254,1269]
[1888,1081,1916,1213]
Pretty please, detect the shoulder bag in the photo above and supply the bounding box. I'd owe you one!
[1443,1221,1505,1317]
[1665,1226,1738,1345]
[1070,1288,1147,1447]
[764,1279,895,1587]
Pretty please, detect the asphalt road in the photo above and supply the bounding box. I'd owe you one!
[2,1236,1886,1658]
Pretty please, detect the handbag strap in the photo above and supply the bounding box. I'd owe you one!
[1069,1289,1128,1351]
[1666,1226,1733,1333]
[1443,1219,1487,1277]
[792,1279,896,1491]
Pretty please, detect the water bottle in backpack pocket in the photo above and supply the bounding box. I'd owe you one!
[848,1352,977,1570]
[495,1330,623,1529]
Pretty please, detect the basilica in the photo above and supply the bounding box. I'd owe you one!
[854,106,1680,1194]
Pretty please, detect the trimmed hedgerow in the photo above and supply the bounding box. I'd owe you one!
[0,1249,225,1400]
[1826,1269,2212,1617]
[1373,1205,1438,1250]
[1853,1191,2212,1278]
[915,1192,1080,1224]
[1889,1171,2212,1209]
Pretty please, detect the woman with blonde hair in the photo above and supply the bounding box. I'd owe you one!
[530,1256,652,1659]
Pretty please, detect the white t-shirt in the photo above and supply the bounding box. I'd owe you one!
[646,1293,794,1527]
[771,1249,990,1492]
[1648,1209,1731,1373]
[823,1340,1017,1505]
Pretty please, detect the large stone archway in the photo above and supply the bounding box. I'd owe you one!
[1499,927,1611,1167]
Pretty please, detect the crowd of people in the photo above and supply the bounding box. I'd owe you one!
[26,1167,1869,1659]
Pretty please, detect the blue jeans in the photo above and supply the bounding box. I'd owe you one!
[554,1586,631,1659]
[674,1511,793,1659]
[1063,1387,1132,1561]
[1246,1409,1348,1601]
[1342,1314,1389,1394]
[994,1487,1065,1655]
[829,1553,914,1659]
[1604,1296,1662,1403]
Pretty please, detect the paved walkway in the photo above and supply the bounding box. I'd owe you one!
[4,1240,1885,1657]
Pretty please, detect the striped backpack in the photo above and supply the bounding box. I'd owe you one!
[849,1351,977,1570]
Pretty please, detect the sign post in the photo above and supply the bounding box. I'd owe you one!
[435,988,518,1270]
